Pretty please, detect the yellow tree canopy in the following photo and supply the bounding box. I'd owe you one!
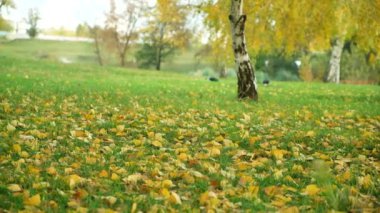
[203,0,380,59]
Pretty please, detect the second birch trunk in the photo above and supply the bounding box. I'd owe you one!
[326,38,344,83]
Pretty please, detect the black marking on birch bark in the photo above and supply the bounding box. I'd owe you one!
[228,15,234,22]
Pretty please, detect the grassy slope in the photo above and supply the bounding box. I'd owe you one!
[0,39,96,64]
[0,39,208,73]
[0,55,379,211]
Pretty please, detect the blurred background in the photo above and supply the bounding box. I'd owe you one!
[0,0,379,84]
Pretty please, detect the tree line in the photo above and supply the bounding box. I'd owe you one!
[87,0,191,71]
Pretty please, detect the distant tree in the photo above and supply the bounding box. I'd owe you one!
[0,16,12,31]
[104,0,142,67]
[0,0,15,32]
[76,23,90,37]
[326,1,380,83]
[136,0,191,71]
[25,8,40,38]
[89,25,105,66]
[0,0,15,13]
[135,39,175,69]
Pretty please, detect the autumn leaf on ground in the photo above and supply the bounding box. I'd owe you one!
[13,144,21,153]
[303,184,320,196]
[24,194,41,206]
[8,184,22,192]
[264,186,283,197]
[99,170,109,178]
[169,191,182,204]
[67,174,83,189]
[272,149,287,160]
[152,140,163,148]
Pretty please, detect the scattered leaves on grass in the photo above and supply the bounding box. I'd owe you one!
[0,70,379,212]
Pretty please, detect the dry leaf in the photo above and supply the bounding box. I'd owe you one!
[152,140,162,148]
[169,191,182,204]
[7,124,16,132]
[24,194,41,206]
[8,184,22,192]
[99,170,109,178]
[303,184,320,196]
[13,144,21,153]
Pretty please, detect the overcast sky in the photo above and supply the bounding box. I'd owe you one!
[6,0,110,30]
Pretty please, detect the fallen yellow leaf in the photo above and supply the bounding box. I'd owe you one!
[126,173,142,184]
[248,185,259,197]
[160,188,171,198]
[178,153,188,161]
[67,174,83,189]
[169,191,182,204]
[264,186,283,197]
[215,135,224,142]
[104,196,117,205]
[272,149,286,160]
[46,167,57,175]
[73,130,86,138]
[99,170,109,178]
[360,175,372,189]
[116,125,125,132]
[199,191,210,205]
[249,136,261,144]
[13,144,21,153]
[7,124,16,132]
[303,184,320,196]
[24,194,41,206]
[20,151,29,158]
[152,140,162,148]
[131,203,137,213]
[162,179,174,188]
[111,173,120,181]
[8,184,22,192]
[279,206,299,213]
[133,139,143,146]
[306,131,316,137]
[210,147,221,156]
[97,208,118,213]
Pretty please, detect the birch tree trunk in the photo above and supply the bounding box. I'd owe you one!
[326,38,344,83]
[90,27,103,66]
[94,34,103,66]
[229,0,258,100]
[156,23,166,71]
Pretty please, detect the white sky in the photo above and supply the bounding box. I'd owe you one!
[3,0,207,41]
[5,0,111,30]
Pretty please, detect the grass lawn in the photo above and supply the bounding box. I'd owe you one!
[0,39,209,73]
[0,54,379,212]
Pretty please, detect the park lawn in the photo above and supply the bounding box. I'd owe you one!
[0,39,208,72]
[0,39,96,64]
[0,55,379,212]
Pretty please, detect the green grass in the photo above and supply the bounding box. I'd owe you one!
[0,39,95,64]
[0,39,210,73]
[0,54,379,212]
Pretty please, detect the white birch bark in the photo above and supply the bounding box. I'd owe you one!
[229,0,258,100]
[327,38,344,83]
